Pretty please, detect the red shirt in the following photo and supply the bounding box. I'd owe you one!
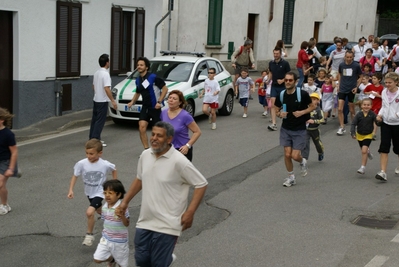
[296,49,309,68]
[364,84,384,114]
[256,78,266,96]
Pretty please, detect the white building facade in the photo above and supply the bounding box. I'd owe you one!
[0,0,164,128]
[162,0,378,70]
[0,0,378,128]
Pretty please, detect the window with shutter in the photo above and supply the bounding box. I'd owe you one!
[134,9,145,69]
[282,0,295,45]
[207,0,223,45]
[111,7,137,74]
[56,1,81,77]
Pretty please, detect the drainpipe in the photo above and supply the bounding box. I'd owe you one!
[154,0,173,57]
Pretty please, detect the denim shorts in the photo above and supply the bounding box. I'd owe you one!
[0,160,18,177]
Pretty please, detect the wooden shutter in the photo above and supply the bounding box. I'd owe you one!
[282,0,295,45]
[56,1,81,77]
[110,7,123,74]
[134,9,145,68]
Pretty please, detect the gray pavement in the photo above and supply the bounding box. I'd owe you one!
[5,88,399,267]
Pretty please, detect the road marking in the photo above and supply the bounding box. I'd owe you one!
[391,233,399,243]
[18,122,112,147]
[364,255,389,267]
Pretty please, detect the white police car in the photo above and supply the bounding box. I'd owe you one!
[108,51,234,123]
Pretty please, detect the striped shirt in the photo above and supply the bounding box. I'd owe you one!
[101,199,130,243]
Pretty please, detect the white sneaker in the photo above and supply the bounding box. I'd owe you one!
[208,115,212,124]
[395,167,399,175]
[170,254,177,266]
[375,171,387,181]
[357,166,365,174]
[367,149,373,160]
[211,123,216,130]
[300,158,308,177]
[337,127,346,136]
[101,140,107,147]
[0,204,11,215]
[82,234,94,246]
[262,111,268,116]
[283,176,296,187]
[243,113,247,118]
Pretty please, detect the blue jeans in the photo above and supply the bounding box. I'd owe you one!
[297,67,304,89]
[89,101,108,140]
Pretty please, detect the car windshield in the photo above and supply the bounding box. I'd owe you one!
[130,61,194,82]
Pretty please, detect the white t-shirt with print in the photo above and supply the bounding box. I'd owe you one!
[73,158,116,198]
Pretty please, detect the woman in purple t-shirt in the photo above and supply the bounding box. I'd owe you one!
[160,90,201,161]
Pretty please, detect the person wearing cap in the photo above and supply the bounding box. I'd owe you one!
[302,93,325,162]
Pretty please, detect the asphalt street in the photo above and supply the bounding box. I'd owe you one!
[2,98,399,267]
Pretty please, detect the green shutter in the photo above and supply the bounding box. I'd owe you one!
[282,0,295,45]
[207,0,223,45]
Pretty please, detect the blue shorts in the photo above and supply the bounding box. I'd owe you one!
[134,228,177,267]
[258,95,267,106]
[270,85,285,98]
[239,98,249,107]
[279,127,307,150]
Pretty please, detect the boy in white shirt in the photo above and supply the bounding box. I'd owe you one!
[200,67,220,130]
[68,139,117,247]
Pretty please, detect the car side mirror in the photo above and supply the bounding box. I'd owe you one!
[198,75,207,81]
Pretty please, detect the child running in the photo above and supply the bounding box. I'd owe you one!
[364,72,384,139]
[0,108,19,215]
[302,93,325,161]
[357,75,371,103]
[235,68,255,117]
[200,67,220,130]
[302,74,321,98]
[350,98,376,175]
[94,180,129,267]
[320,74,335,123]
[68,138,117,246]
[255,70,268,116]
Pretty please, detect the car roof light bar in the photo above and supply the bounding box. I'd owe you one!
[160,50,206,57]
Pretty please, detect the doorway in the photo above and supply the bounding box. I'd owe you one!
[0,11,13,112]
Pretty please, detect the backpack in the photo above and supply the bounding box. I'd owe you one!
[235,46,244,58]
[280,87,302,105]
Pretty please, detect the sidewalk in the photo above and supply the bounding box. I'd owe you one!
[13,109,96,142]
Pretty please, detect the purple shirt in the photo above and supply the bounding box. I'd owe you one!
[161,109,194,148]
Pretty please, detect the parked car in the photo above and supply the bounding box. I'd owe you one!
[108,52,235,124]
[379,34,399,51]
[315,41,333,57]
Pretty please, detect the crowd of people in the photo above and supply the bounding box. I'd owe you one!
[1,37,399,266]
[252,36,399,187]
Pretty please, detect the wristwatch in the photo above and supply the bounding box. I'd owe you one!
[157,100,162,104]
[186,143,191,149]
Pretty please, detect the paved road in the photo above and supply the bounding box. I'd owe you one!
[2,100,399,267]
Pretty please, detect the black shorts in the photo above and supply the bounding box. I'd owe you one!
[139,106,161,123]
[87,196,103,210]
[358,139,372,148]
[338,91,356,103]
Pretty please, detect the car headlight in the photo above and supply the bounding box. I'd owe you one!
[111,88,118,99]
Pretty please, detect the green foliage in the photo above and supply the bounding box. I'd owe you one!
[380,10,399,19]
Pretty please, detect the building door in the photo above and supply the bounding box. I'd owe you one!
[0,11,13,112]
[133,9,145,69]
[247,14,256,50]
[313,22,320,42]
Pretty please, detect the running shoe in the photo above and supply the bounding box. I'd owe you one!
[211,123,216,130]
[336,127,346,136]
[357,166,365,174]
[395,167,399,175]
[268,124,277,131]
[318,153,324,161]
[367,149,373,160]
[170,254,177,267]
[82,234,94,246]
[283,176,296,187]
[262,111,268,117]
[243,113,247,118]
[0,204,11,215]
[375,171,387,181]
[300,158,308,177]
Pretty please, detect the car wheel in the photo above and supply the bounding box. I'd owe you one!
[219,90,234,116]
[185,99,195,117]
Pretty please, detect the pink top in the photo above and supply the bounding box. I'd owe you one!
[322,83,334,94]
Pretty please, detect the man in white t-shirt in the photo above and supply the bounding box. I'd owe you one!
[352,37,366,62]
[89,54,117,146]
[117,121,208,267]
